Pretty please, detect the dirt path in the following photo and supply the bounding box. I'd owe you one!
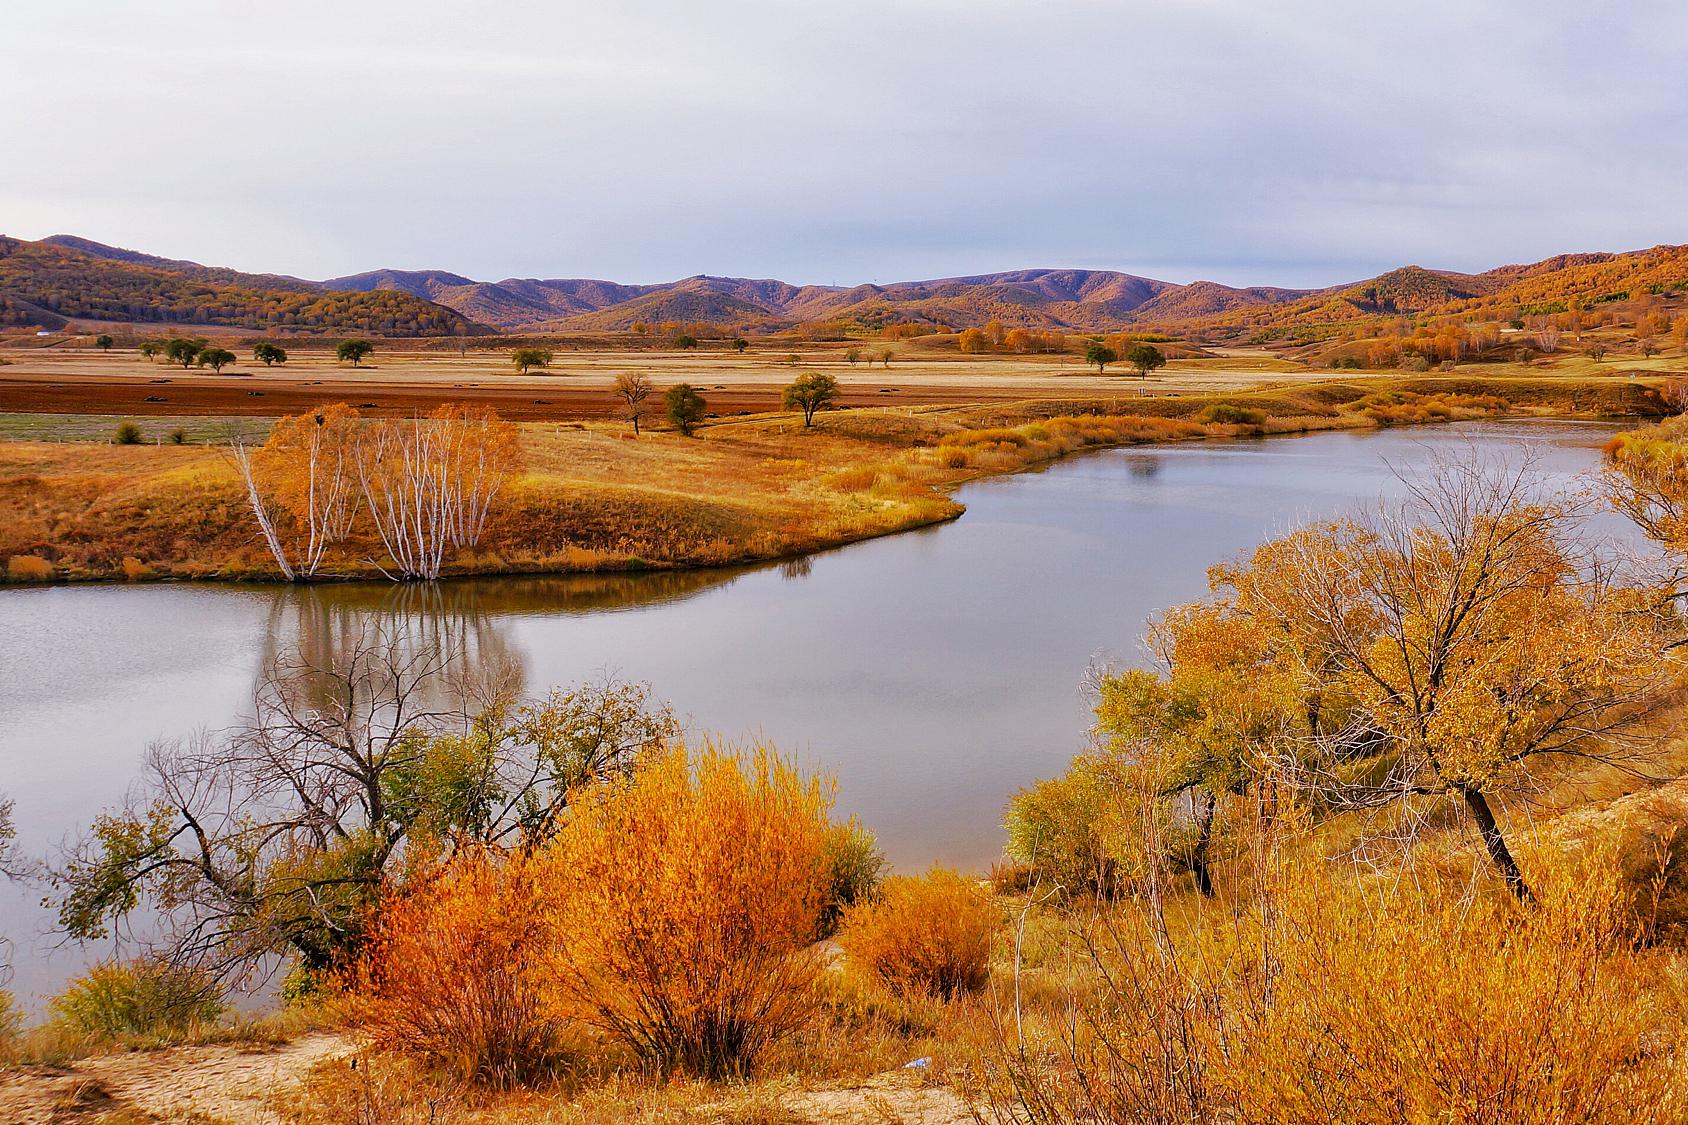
[0,1033,354,1124]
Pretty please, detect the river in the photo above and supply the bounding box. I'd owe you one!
[0,418,1629,1005]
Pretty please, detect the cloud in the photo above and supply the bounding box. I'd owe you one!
[4,0,1685,287]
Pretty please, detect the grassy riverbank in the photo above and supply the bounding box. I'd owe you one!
[0,375,1667,583]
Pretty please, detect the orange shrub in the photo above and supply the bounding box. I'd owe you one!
[535,743,833,1078]
[347,848,566,1086]
[6,554,53,581]
[841,867,1000,999]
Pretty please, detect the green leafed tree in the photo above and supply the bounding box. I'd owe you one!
[1085,342,1117,374]
[164,338,204,368]
[253,342,288,366]
[783,372,840,427]
[336,338,374,367]
[1125,343,1167,378]
[665,382,707,436]
[511,347,554,374]
[197,347,236,373]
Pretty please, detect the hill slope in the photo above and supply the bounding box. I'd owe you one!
[3,237,478,336]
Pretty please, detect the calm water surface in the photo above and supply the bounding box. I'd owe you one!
[0,419,1625,1003]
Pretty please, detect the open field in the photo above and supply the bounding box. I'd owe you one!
[0,370,1672,583]
[0,340,1364,420]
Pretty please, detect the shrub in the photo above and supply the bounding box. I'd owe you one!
[168,428,187,445]
[1005,751,1136,897]
[0,990,22,1041]
[348,848,567,1086]
[6,555,54,582]
[820,820,887,936]
[1195,403,1267,427]
[113,421,142,445]
[989,852,1686,1125]
[535,743,833,1078]
[51,958,224,1038]
[840,867,999,999]
[1330,354,1364,369]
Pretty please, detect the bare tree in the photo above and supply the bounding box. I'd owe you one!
[54,623,677,980]
[229,432,296,582]
[613,372,654,434]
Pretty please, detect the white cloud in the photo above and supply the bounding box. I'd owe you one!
[3,0,1686,286]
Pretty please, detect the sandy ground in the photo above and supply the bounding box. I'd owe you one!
[0,345,1340,420]
[0,1035,974,1124]
[0,1033,353,1124]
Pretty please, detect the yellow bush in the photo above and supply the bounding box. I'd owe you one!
[535,743,833,1078]
[6,555,53,581]
[841,867,1000,999]
[992,851,1687,1125]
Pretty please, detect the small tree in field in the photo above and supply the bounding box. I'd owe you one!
[1085,343,1117,374]
[95,334,113,351]
[511,347,553,374]
[1125,343,1166,378]
[139,340,163,361]
[164,338,203,368]
[336,338,374,367]
[666,383,706,436]
[783,372,840,427]
[845,347,861,366]
[253,342,288,366]
[673,334,698,350]
[731,337,748,353]
[197,347,236,373]
[613,372,653,434]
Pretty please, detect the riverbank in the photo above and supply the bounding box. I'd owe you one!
[0,375,1667,583]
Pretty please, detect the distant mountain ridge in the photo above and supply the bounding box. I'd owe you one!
[7,233,1688,337]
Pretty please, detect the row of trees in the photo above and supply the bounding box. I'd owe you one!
[1084,341,1166,376]
[135,338,367,368]
[231,403,522,581]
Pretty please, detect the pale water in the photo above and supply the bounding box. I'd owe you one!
[0,420,1627,1005]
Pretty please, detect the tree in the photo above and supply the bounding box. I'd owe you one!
[1225,454,1676,901]
[251,404,365,579]
[95,334,113,351]
[879,349,894,368]
[55,635,677,980]
[613,372,653,434]
[666,383,706,436]
[139,340,163,362]
[673,334,698,350]
[1125,344,1166,379]
[731,338,749,354]
[336,338,374,367]
[511,347,553,374]
[164,338,203,368]
[845,347,862,366]
[958,328,989,354]
[197,347,236,373]
[1588,343,1607,363]
[356,406,523,580]
[253,342,288,366]
[783,372,840,427]
[1085,343,1117,374]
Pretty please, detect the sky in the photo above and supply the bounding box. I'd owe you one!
[5,1,1687,289]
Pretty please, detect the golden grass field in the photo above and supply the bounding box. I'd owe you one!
[0,347,1673,582]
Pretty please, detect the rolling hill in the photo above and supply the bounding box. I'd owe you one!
[11,233,1688,339]
[0,237,479,336]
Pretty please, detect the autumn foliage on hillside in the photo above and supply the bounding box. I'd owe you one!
[0,236,474,334]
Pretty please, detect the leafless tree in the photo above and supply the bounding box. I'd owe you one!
[54,622,676,981]
[613,372,654,434]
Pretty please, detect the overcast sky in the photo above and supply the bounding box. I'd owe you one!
[4,1,1685,288]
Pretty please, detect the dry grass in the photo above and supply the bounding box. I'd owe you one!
[0,373,1661,582]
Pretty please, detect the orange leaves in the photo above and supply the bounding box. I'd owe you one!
[840,867,1000,1000]
[532,742,833,1078]
[347,847,567,1086]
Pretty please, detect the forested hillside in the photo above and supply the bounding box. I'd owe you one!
[0,237,478,335]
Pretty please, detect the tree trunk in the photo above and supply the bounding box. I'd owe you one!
[1461,787,1533,902]
[1190,789,1217,897]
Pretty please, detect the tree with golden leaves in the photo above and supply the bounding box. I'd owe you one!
[1228,454,1676,900]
